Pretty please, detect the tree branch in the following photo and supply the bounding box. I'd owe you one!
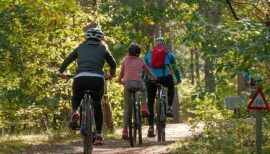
[225,0,240,20]
[231,0,264,14]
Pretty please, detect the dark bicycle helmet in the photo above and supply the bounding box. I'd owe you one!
[85,27,104,41]
[128,43,141,56]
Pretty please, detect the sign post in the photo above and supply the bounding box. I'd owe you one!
[247,88,269,154]
[255,110,262,154]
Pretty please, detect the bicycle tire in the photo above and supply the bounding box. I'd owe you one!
[136,93,142,146]
[129,92,143,147]
[82,94,93,154]
[128,93,134,147]
[157,88,166,142]
[134,92,143,146]
[157,98,162,142]
[132,99,137,146]
[161,100,166,142]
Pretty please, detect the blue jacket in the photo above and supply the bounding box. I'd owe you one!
[144,50,181,82]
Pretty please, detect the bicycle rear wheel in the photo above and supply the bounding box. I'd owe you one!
[128,94,134,147]
[161,98,166,142]
[82,95,93,154]
[157,92,166,142]
[133,93,142,146]
[129,92,142,147]
[157,100,162,142]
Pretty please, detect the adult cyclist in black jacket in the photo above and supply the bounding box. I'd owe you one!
[58,28,116,145]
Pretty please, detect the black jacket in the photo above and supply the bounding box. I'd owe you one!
[59,40,116,76]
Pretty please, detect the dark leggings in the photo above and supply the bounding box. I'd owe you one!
[146,75,174,126]
[72,76,104,133]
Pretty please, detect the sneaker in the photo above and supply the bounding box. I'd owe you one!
[94,134,104,145]
[141,103,149,117]
[147,126,156,138]
[69,111,80,130]
[122,127,129,140]
[166,106,174,117]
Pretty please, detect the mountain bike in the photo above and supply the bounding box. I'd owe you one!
[128,89,142,147]
[155,80,167,142]
[59,75,96,154]
[146,79,167,142]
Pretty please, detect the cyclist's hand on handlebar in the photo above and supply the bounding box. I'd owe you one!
[176,79,182,84]
[104,74,115,80]
[152,76,158,81]
[116,79,123,85]
[57,72,66,78]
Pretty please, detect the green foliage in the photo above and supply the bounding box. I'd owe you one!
[1,2,270,154]
[0,0,88,133]
[106,78,124,127]
[171,114,270,154]
[175,77,270,153]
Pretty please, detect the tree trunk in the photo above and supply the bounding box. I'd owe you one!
[199,2,222,93]
[195,49,200,85]
[204,57,215,93]
[191,49,195,85]
[102,81,114,133]
[1,128,4,136]
[237,74,248,95]
[171,87,181,123]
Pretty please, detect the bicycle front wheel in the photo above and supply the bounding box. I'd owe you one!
[133,93,142,146]
[137,98,142,146]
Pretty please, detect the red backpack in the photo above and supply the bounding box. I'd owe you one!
[150,45,166,68]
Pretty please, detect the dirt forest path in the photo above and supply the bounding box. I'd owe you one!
[29,123,203,154]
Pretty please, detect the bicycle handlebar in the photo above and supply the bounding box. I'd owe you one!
[144,79,161,83]
[57,73,74,79]
[57,73,114,80]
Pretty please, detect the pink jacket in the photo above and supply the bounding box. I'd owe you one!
[120,56,153,83]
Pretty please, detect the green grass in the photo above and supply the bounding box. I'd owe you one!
[0,133,81,154]
[0,128,122,154]
[0,140,29,154]
[0,135,44,154]
[167,128,270,154]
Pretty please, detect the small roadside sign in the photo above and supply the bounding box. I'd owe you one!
[225,96,245,109]
[247,89,270,110]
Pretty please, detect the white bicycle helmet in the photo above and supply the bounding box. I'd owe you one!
[85,28,104,41]
[155,37,166,45]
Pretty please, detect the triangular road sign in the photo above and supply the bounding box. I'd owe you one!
[247,89,270,110]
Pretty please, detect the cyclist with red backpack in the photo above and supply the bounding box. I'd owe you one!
[144,37,181,137]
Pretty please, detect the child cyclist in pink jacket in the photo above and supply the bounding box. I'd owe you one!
[117,43,157,140]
